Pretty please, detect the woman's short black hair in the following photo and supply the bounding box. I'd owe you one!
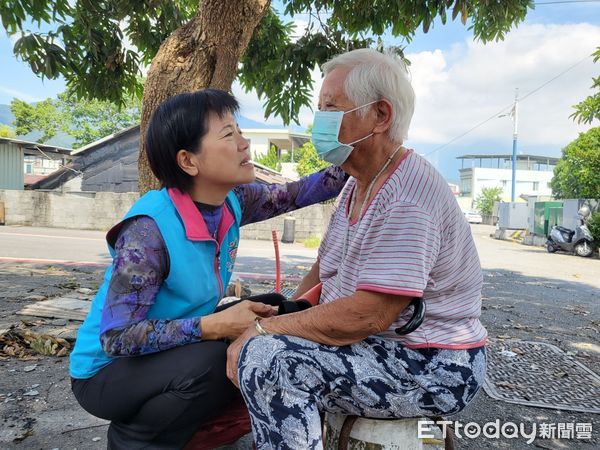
[145,89,239,192]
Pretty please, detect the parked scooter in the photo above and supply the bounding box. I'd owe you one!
[546,206,595,257]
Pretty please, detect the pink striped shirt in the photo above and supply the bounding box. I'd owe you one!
[318,150,487,349]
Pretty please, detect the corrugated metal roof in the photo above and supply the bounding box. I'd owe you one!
[71,125,139,155]
[0,137,72,154]
[253,165,288,184]
[0,142,24,190]
[24,174,48,186]
[30,126,289,192]
[17,130,76,149]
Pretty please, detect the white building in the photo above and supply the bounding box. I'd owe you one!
[458,154,558,204]
[243,128,310,161]
[24,154,62,175]
[242,128,311,181]
[447,183,459,196]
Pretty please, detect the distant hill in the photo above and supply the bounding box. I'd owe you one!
[0,100,308,131]
[237,115,285,129]
[18,130,76,149]
[0,102,300,146]
[0,104,14,126]
[236,114,307,133]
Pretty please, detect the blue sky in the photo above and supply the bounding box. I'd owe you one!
[1,1,599,181]
[400,1,600,53]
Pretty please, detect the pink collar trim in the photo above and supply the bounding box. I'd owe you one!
[346,148,412,225]
[168,188,235,242]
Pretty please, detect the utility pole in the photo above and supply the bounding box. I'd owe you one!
[510,89,519,202]
[291,134,294,163]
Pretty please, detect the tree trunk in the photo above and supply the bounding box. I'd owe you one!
[138,0,271,194]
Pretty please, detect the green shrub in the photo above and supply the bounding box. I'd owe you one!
[303,235,321,249]
[588,212,600,243]
[296,142,329,177]
[254,144,281,171]
[475,187,503,216]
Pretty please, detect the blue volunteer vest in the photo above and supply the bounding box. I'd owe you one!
[69,188,242,379]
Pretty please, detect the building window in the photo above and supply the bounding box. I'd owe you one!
[25,164,33,174]
[533,182,539,191]
[460,180,472,195]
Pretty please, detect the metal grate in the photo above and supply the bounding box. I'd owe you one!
[267,287,297,299]
[484,340,600,414]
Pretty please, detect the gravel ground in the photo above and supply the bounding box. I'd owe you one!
[0,256,598,449]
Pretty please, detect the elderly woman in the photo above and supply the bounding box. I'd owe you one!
[69,89,347,449]
[227,49,487,449]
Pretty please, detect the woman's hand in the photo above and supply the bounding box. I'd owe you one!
[226,326,259,388]
[202,300,277,341]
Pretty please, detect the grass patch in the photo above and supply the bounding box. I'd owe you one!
[303,235,321,249]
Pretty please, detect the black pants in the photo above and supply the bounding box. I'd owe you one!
[71,341,237,449]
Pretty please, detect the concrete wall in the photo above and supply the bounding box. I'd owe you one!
[456,196,474,211]
[497,202,529,229]
[562,199,600,231]
[240,203,333,242]
[0,189,139,230]
[0,189,333,240]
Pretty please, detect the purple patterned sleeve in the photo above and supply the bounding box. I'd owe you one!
[99,216,203,357]
[234,165,348,226]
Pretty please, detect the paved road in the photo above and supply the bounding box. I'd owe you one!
[0,225,318,280]
[469,224,600,289]
[1,224,598,287]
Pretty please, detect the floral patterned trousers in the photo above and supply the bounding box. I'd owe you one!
[238,334,486,450]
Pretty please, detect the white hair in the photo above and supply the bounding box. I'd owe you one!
[322,48,415,143]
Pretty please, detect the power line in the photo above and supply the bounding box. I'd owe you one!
[422,104,514,158]
[519,56,591,102]
[422,53,593,158]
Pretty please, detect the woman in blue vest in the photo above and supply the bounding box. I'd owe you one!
[69,89,347,448]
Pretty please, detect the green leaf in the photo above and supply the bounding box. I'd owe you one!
[3,0,535,124]
[296,141,330,176]
[551,127,600,199]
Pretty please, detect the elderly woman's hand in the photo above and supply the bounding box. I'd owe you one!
[226,326,259,388]
[202,300,276,341]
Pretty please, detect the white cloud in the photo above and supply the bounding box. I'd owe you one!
[290,18,310,41]
[0,86,40,103]
[232,66,323,129]
[405,23,600,154]
[232,22,600,145]
[232,81,281,125]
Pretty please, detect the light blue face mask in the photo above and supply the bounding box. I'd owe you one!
[312,101,377,166]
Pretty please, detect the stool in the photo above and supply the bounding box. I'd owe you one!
[324,413,452,450]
